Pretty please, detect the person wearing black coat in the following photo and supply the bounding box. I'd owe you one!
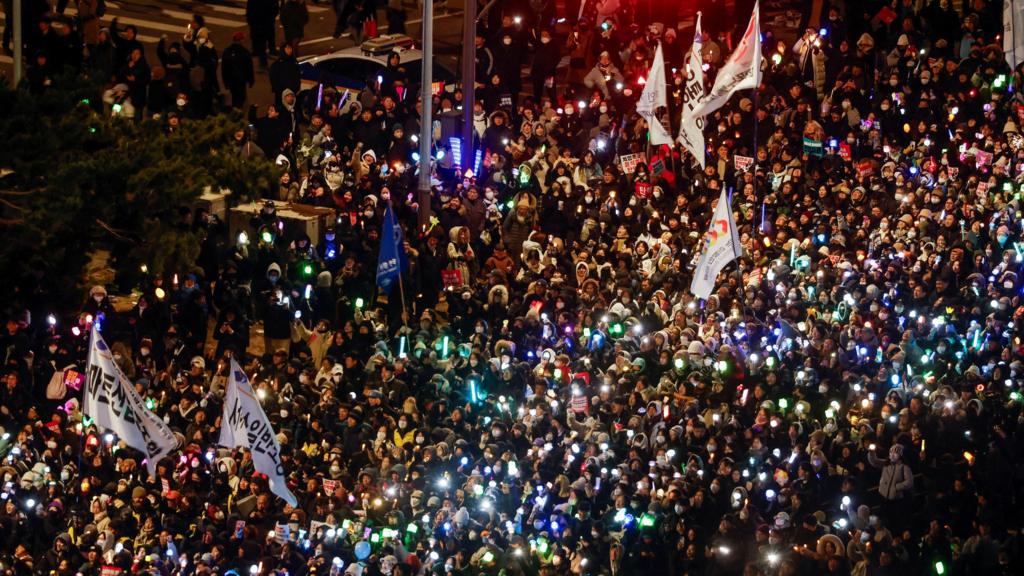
[269,43,301,106]
[530,29,560,105]
[221,32,255,110]
[109,18,143,73]
[253,103,290,158]
[246,0,278,67]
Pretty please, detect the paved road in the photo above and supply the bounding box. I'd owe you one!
[0,0,466,108]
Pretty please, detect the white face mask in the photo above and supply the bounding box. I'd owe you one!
[599,106,608,113]
[540,37,551,44]
[503,38,512,45]
[176,98,187,107]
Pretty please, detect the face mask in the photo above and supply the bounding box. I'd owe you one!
[921,78,929,85]
[710,483,720,494]
[280,410,289,418]
[93,295,104,303]
[674,504,684,514]
[540,37,551,44]
[503,38,512,45]
[416,436,425,444]
[176,98,187,107]
[332,375,342,383]
[707,444,717,453]
[599,106,608,113]
[629,197,637,206]
[364,210,374,218]
[398,421,407,429]
[330,465,341,475]
[565,108,574,115]
[585,195,594,203]
[476,325,485,333]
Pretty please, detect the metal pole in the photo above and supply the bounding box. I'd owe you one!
[417,0,434,228]
[13,0,22,87]
[460,0,477,171]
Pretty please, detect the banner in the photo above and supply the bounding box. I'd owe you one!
[85,326,178,476]
[220,358,298,507]
[690,1,761,119]
[376,204,407,295]
[690,188,742,299]
[678,12,707,168]
[635,182,653,198]
[1006,0,1024,69]
[636,43,674,146]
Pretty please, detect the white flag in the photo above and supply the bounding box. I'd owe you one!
[85,326,178,476]
[678,12,707,168]
[689,0,761,119]
[690,187,742,300]
[220,358,298,507]
[636,43,674,146]
[1005,0,1024,69]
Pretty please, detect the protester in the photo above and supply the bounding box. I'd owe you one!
[5,1,1024,576]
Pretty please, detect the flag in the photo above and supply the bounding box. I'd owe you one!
[1005,0,1024,69]
[690,187,742,300]
[636,43,674,146]
[376,203,407,294]
[678,12,707,168]
[689,0,761,119]
[85,326,178,475]
[219,358,298,507]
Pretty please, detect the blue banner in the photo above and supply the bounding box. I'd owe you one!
[376,205,407,294]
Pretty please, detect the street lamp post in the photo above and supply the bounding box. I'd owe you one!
[417,0,434,228]
[460,0,477,172]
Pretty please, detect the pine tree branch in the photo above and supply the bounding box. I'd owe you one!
[95,218,136,242]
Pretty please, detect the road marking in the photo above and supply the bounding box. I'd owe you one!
[207,4,248,16]
[214,0,330,13]
[162,8,245,28]
[106,14,188,34]
[302,32,353,46]
[301,11,462,47]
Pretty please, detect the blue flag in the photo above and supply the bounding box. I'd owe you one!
[376,204,407,294]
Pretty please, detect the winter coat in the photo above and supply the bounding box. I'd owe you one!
[77,0,101,46]
[280,0,310,42]
[222,41,255,88]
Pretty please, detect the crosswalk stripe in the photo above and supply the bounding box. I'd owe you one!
[213,0,330,13]
[162,8,245,29]
[207,4,248,16]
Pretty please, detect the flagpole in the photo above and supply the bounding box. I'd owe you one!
[390,199,409,329]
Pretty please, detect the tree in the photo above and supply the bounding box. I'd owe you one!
[0,73,279,313]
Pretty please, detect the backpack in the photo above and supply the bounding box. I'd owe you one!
[97,0,107,17]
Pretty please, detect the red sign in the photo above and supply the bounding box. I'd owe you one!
[441,269,463,289]
[635,182,653,199]
[857,159,874,178]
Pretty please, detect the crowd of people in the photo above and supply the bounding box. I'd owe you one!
[4,0,1024,575]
